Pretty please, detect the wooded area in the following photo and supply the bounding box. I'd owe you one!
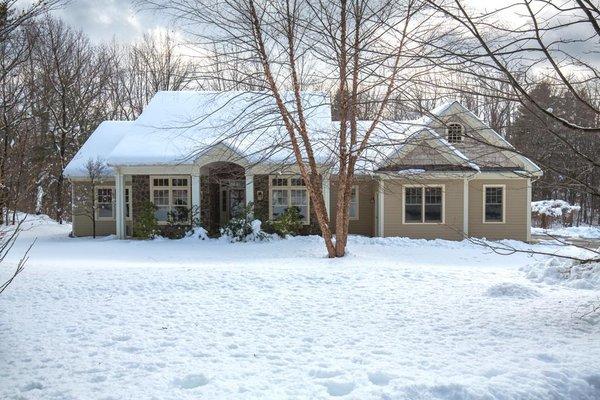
[1,0,599,238]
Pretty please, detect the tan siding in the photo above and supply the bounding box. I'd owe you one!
[71,179,132,237]
[383,179,464,240]
[468,178,528,241]
[329,178,376,237]
[430,117,520,168]
[397,145,451,166]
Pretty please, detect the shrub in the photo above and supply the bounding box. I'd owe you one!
[133,201,160,239]
[220,202,267,242]
[271,206,303,237]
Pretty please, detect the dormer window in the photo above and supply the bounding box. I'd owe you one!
[446,123,463,143]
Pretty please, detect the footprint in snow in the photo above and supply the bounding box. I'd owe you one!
[21,381,44,392]
[321,381,355,396]
[368,371,396,386]
[173,374,209,389]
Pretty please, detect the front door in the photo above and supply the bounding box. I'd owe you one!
[219,180,246,225]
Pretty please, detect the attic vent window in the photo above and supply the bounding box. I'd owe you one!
[447,123,463,143]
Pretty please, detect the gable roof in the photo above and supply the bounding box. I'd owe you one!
[64,93,541,178]
[106,91,332,167]
[369,100,541,176]
[64,121,133,178]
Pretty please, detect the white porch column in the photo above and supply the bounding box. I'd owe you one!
[463,178,469,238]
[322,175,330,219]
[377,179,385,237]
[115,170,126,239]
[526,178,532,242]
[191,174,201,226]
[245,173,254,206]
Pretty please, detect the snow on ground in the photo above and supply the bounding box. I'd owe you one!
[532,225,600,239]
[1,215,600,399]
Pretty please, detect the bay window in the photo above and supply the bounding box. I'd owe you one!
[403,185,444,224]
[270,176,310,224]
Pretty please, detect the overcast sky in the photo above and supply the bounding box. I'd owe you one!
[51,0,172,43]
[54,0,510,44]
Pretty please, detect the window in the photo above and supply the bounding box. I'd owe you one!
[484,185,504,223]
[97,188,113,219]
[447,123,463,143]
[96,186,131,220]
[403,186,444,224]
[270,176,310,224]
[125,188,131,219]
[349,186,359,220]
[150,176,191,223]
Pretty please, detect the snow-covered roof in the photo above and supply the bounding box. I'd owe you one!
[65,94,541,178]
[64,121,133,178]
[107,91,332,167]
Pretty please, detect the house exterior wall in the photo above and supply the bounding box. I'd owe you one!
[429,116,520,168]
[329,178,376,237]
[382,178,465,240]
[71,179,132,237]
[253,175,269,223]
[468,178,528,241]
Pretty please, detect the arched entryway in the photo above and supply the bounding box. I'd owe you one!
[199,161,247,234]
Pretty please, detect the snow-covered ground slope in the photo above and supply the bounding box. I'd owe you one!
[1,216,600,399]
[532,225,600,239]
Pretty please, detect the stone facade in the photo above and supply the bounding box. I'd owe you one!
[131,175,150,236]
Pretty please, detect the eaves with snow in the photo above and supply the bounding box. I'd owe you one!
[64,91,542,178]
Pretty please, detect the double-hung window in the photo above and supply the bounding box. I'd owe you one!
[96,187,113,219]
[270,176,309,224]
[349,186,359,220]
[403,186,444,224]
[96,186,131,220]
[483,185,505,223]
[151,176,191,223]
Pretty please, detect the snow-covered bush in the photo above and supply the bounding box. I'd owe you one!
[522,257,600,290]
[269,206,302,237]
[187,226,209,240]
[133,201,160,239]
[531,199,580,228]
[219,202,268,243]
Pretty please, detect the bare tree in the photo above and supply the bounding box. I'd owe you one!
[73,158,108,239]
[31,17,112,223]
[0,218,35,294]
[144,0,438,257]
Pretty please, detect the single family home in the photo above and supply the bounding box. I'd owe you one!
[64,91,542,241]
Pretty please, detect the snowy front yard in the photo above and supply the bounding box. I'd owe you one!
[1,217,600,399]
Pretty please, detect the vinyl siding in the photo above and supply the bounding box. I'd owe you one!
[329,178,376,237]
[468,178,528,241]
[71,179,132,237]
[383,179,464,240]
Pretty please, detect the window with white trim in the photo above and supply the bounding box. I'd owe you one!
[270,176,309,224]
[349,186,359,220]
[96,188,113,219]
[151,176,191,223]
[404,186,443,223]
[96,186,131,220]
[447,123,463,143]
[484,186,504,223]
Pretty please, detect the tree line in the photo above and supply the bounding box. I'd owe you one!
[1,0,599,250]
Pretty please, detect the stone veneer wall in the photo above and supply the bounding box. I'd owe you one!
[131,175,150,236]
[200,176,213,232]
[253,175,269,223]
